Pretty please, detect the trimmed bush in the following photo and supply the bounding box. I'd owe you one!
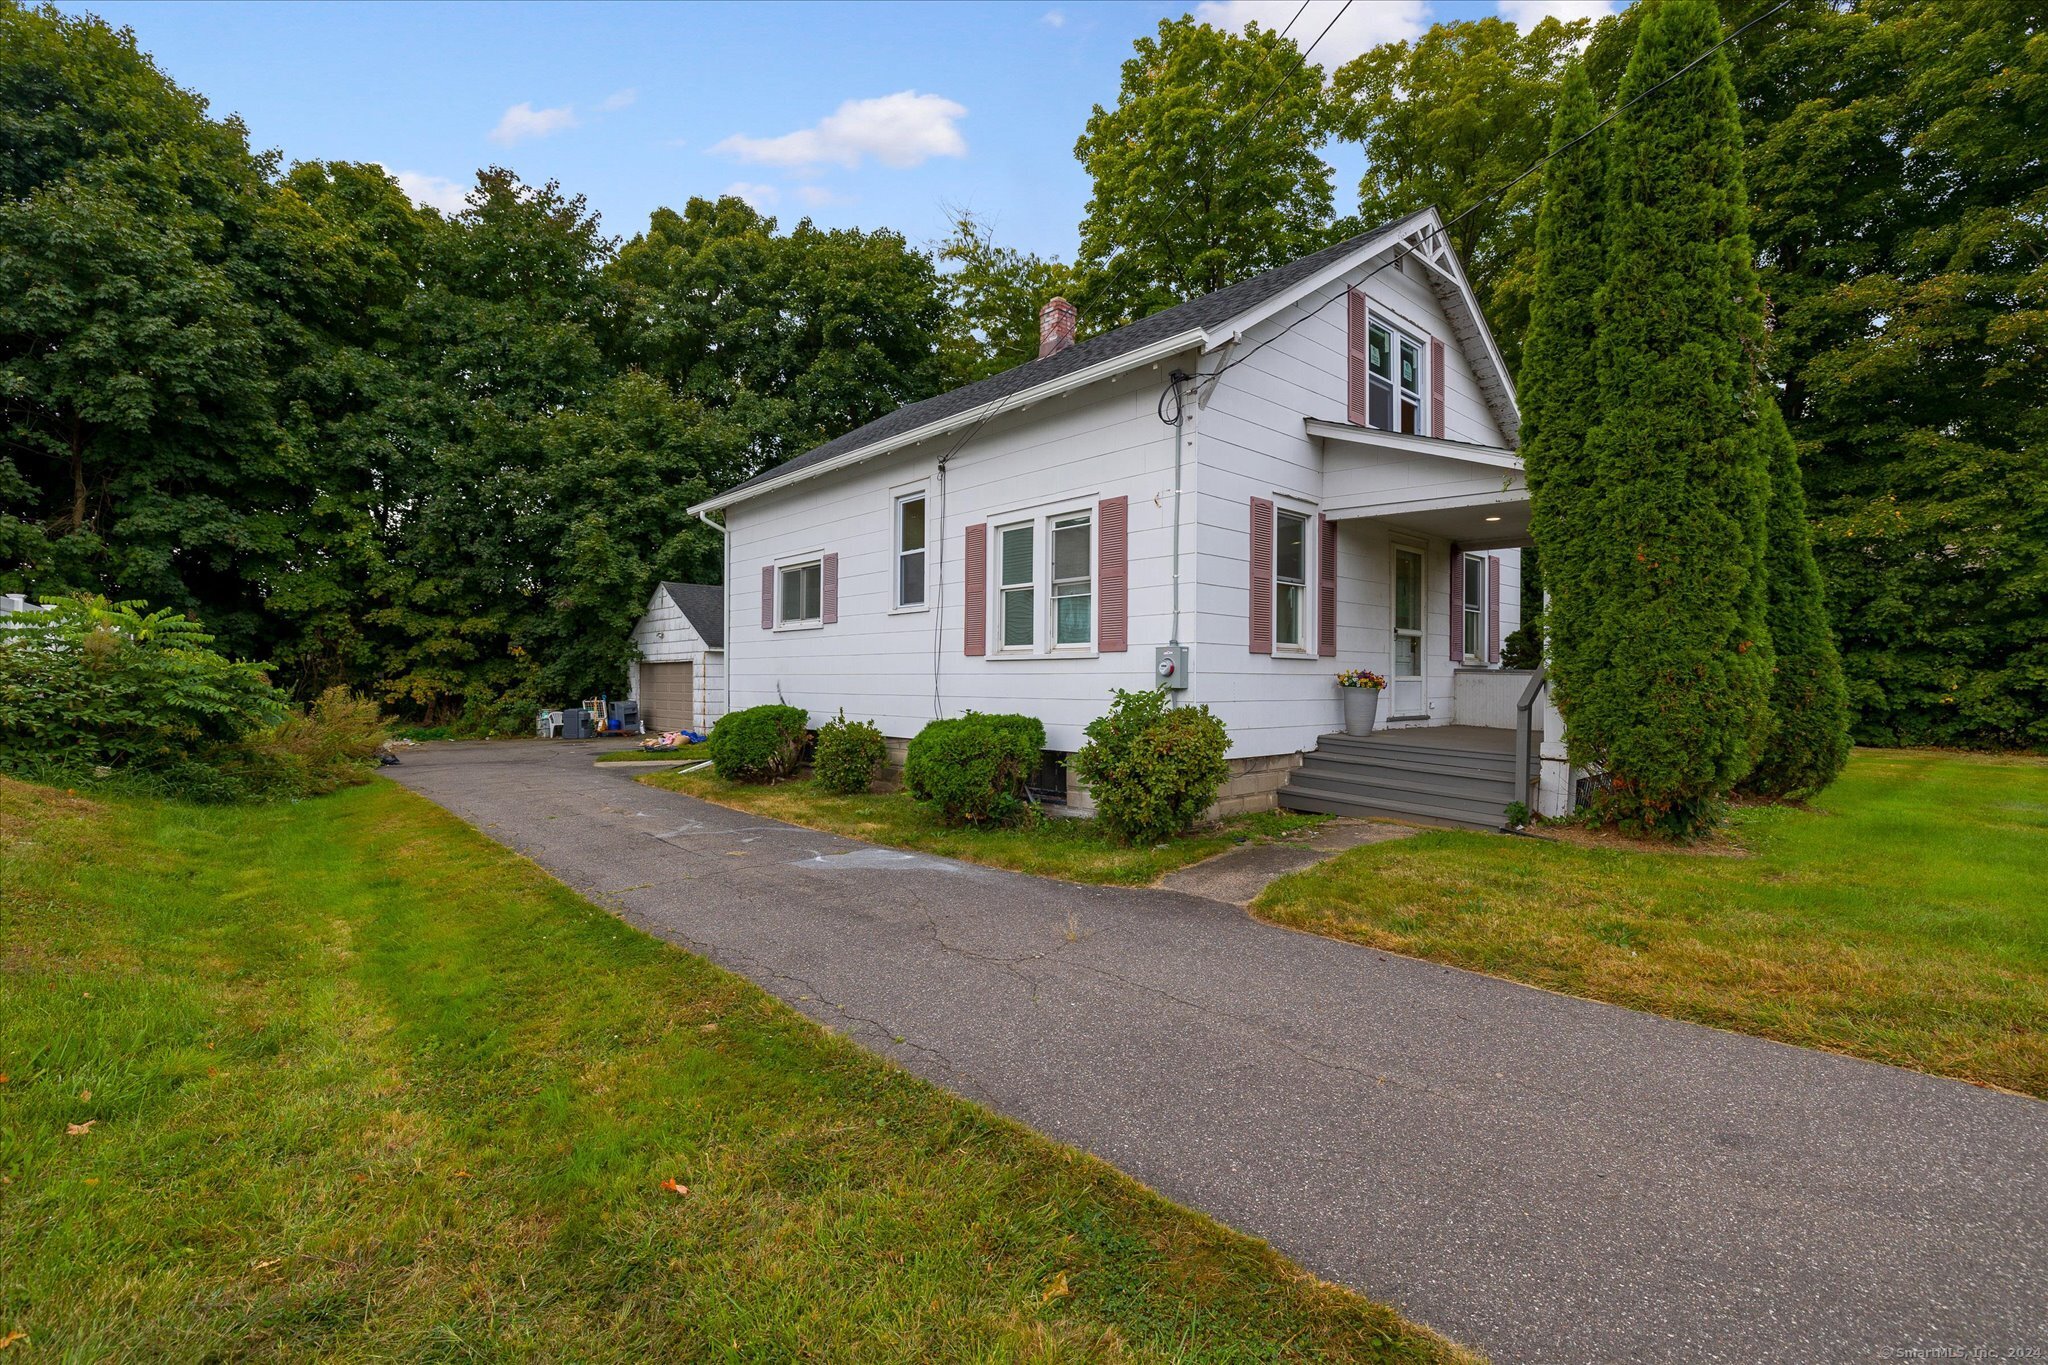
[813,709,887,795]
[1556,0,1774,837]
[904,712,1045,825]
[707,704,809,783]
[1740,401,1852,800]
[1070,687,1231,846]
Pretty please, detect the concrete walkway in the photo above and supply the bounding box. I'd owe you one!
[389,741,2045,1364]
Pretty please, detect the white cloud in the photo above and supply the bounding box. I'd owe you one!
[723,181,780,210]
[1041,8,1066,26]
[711,91,968,171]
[600,87,638,111]
[1497,0,1619,25]
[490,101,578,145]
[390,169,469,215]
[1193,0,1428,67]
[794,184,848,208]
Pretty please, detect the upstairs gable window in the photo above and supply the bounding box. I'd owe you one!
[1367,319,1425,436]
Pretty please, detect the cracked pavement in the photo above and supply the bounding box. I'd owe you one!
[390,741,2045,1364]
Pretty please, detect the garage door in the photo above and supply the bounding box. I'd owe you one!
[638,662,694,731]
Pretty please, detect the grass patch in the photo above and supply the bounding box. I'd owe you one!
[1253,749,2048,1097]
[0,773,1463,1362]
[595,747,707,763]
[640,769,1326,886]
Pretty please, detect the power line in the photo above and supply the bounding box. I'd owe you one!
[1197,0,1797,400]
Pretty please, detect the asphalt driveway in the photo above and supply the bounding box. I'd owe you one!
[389,741,2045,1364]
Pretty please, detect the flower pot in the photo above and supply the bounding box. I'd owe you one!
[1341,686,1380,737]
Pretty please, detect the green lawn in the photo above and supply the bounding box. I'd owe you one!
[641,768,1326,887]
[0,775,1463,1362]
[1255,749,2048,1097]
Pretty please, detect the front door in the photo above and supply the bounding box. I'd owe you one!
[1391,545,1425,717]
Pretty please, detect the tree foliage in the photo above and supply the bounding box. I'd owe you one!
[1741,399,1852,798]
[1518,62,1606,722]
[1330,15,1588,374]
[936,211,1080,383]
[1567,0,1775,835]
[1073,14,1334,325]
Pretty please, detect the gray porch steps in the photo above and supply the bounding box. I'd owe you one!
[1278,726,1530,831]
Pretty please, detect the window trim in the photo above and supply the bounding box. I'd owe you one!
[983,505,1099,659]
[1273,505,1312,655]
[1366,313,1427,438]
[893,490,929,613]
[1462,551,1487,664]
[775,557,825,631]
[1049,510,1095,651]
[995,520,1037,652]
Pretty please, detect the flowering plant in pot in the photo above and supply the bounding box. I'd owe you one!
[1335,669,1386,736]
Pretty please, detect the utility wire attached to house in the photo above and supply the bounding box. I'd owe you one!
[1194,0,1798,404]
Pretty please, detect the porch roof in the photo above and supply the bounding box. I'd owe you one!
[1306,418,1530,550]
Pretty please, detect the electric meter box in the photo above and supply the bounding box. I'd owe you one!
[1154,644,1189,690]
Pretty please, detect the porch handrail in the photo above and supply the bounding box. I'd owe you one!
[1514,666,1547,802]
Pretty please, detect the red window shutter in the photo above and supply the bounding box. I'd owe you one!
[1249,497,1274,655]
[1346,289,1367,425]
[1487,554,1502,664]
[1448,545,1464,662]
[1429,336,1446,437]
[1317,513,1337,658]
[963,523,987,657]
[1098,496,1128,653]
[821,552,838,625]
[761,564,775,630]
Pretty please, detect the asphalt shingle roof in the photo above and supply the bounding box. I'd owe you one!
[660,581,724,648]
[715,213,1421,504]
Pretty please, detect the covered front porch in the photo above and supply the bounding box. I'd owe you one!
[1279,419,1572,825]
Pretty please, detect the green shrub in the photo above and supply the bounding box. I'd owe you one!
[904,712,1045,825]
[1501,613,1545,671]
[813,710,887,795]
[1070,688,1231,846]
[230,687,391,797]
[450,690,544,739]
[707,704,809,783]
[0,596,287,797]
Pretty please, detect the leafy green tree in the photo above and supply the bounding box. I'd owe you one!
[1073,15,1334,324]
[608,196,950,475]
[1331,15,1588,373]
[1571,0,1774,835]
[1741,399,1851,797]
[1518,61,1606,724]
[0,2,284,650]
[935,210,1079,383]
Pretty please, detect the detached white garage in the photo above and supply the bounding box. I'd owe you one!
[628,582,725,733]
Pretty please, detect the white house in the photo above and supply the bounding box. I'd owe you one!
[626,581,725,732]
[690,210,1573,828]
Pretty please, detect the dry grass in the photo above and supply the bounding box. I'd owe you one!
[1254,749,2048,1096]
[0,776,1468,1362]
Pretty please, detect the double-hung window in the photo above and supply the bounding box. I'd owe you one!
[1463,553,1486,662]
[998,522,1036,650]
[1367,319,1425,436]
[778,560,822,627]
[1051,512,1092,647]
[1274,509,1309,651]
[895,493,926,608]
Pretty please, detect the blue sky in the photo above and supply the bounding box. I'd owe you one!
[63,0,1615,262]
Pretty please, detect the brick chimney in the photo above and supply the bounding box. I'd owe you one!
[1038,296,1078,359]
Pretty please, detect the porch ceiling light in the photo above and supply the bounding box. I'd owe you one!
[1484,515,1502,522]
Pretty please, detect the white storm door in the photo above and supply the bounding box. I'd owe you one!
[1392,545,1425,717]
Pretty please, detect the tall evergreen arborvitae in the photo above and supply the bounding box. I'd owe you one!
[1741,398,1851,798]
[1518,61,1606,726]
[1572,0,1774,836]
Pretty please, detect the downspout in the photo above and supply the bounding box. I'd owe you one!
[696,506,726,718]
[1167,369,1191,648]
